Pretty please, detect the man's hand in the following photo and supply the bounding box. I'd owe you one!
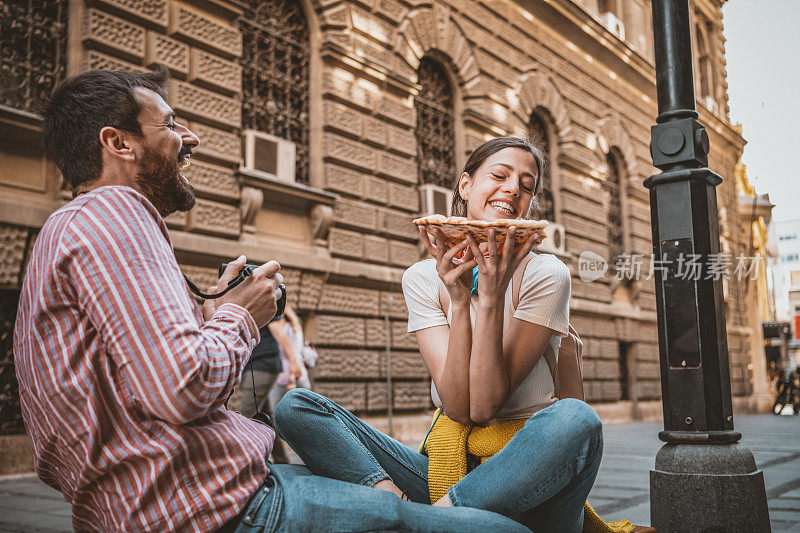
[213,255,283,328]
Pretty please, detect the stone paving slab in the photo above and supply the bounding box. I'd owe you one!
[0,414,798,531]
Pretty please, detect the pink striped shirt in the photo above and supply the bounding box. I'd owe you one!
[14,186,274,532]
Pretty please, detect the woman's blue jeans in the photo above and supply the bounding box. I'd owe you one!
[232,463,530,532]
[274,389,603,533]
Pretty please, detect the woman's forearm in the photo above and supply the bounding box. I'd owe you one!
[468,296,509,423]
[435,301,473,423]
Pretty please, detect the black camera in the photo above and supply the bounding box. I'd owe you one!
[218,263,287,319]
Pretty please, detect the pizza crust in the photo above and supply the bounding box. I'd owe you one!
[413,215,548,247]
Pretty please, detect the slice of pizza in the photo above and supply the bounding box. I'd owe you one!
[413,215,548,247]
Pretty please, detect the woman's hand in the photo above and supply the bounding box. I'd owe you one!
[419,226,478,306]
[466,227,538,303]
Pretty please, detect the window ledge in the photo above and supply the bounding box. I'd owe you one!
[237,168,338,209]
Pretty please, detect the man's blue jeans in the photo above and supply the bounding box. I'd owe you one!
[231,464,529,532]
[272,389,603,533]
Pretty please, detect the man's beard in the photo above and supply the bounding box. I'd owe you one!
[135,145,196,217]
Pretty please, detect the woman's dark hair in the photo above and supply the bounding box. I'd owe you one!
[450,136,547,218]
[43,66,170,189]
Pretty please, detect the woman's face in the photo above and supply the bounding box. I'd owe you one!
[458,147,538,221]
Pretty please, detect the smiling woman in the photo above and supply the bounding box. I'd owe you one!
[275,136,605,532]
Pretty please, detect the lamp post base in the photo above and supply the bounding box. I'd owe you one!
[650,443,770,532]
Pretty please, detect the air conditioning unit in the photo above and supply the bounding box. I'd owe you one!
[419,183,452,217]
[241,129,296,182]
[536,222,566,255]
[601,12,625,41]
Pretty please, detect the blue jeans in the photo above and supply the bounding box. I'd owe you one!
[274,389,603,533]
[231,464,529,532]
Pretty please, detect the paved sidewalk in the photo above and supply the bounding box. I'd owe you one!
[1,413,798,532]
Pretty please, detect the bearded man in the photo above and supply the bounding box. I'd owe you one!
[13,67,527,533]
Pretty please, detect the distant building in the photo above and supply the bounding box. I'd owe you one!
[772,219,800,322]
[0,0,765,472]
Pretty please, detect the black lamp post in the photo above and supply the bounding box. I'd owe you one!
[646,0,770,530]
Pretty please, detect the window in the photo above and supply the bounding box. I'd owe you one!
[598,0,617,15]
[415,56,456,189]
[0,1,68,114]
[605,150,625,274]
[695,22,715,102]
[0,290,23,435]
[528,112,554,222]
[241,0,310,184]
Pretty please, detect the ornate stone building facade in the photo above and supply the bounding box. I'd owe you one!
[0,0,758,462]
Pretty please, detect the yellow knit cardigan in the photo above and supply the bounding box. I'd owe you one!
[420,409,634,533]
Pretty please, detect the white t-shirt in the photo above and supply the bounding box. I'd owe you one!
[402,253,571,421]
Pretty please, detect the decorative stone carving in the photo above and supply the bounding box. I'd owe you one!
[393,381,432,409]
[93,0,167,28]
[315,315,366,346]
[188,199,240,238]
[380,291,408,319]
[183,160,239,200]
[329,228,363,259]
[595,113,637,175]
[322,72,376,112]
[334,199,378,232]
[388,183,419,212]
[315,349,381,379]
[364,236,390,264]
[169,5,242,58]
[379,208,418,241]
[376,95,415,127]
[379,351,428,379]
[318,285,381,316]
[376,0,405,22]
[280,268,301,309]
[298,271,325,311]
[324,102,364,138]
[163,210,187,230]
[190,49,241,94]
[365,177,389,204]
[0,225,27,288]
[82,51,146,73]
[323,133,376,171]
[83,8,146,60]
[394,7,479,86]
[314,382,366,411]
[324,164,366,197]
[180,265,218,292]
[310,204,334,246]
[146,32,189,75]
[240,186,263,234]
[168,80,240,129]
[387,125,416,157]
[377,152,416,183]
[511,68,572,139]
[189,122,241,164]
[351,6,394,45]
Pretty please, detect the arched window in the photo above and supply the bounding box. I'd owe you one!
[241,0,310,184]
[605,150,625,274]
[695,23,714,101]
[415,56,456,189]
[528,112,554,221]
[0,1,67,114]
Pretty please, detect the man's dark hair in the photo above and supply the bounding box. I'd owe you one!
[43,66,170,189]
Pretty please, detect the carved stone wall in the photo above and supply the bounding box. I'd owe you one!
[0,0,755,428]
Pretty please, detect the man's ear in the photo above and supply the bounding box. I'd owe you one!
[457,172,471,201]
[98,127,136,162]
